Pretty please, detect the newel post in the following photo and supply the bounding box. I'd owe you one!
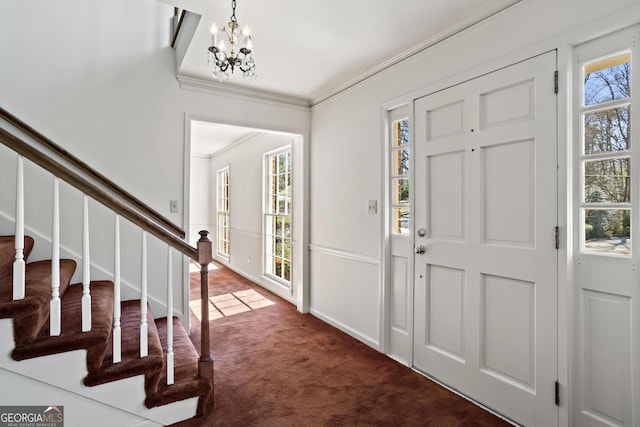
[196,230,214,416]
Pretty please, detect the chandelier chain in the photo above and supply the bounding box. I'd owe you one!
[230,0,237,23]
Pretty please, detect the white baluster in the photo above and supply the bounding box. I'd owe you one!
[140,231,148,358]
[113,214,121,363]
[166,247,174,385]
[50,177,61,336]
[81,194,92,332]
[13,155,25,300]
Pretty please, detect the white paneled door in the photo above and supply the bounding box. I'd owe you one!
[413,52,558,426]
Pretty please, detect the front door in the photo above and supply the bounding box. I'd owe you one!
[413,52,558,426]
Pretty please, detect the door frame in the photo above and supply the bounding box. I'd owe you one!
[183,113,310,328]
[381,50,567,423]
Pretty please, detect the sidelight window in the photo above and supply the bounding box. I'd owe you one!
[579,52,632,256]
[391,118,410,234]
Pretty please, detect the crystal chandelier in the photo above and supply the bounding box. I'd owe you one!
[207,0,257,81]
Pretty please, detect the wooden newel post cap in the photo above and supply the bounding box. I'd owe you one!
[197,230,212,265]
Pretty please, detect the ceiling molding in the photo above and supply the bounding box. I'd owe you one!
[208,131,262,158]
[310,0,522,106]
[177,75,311,110]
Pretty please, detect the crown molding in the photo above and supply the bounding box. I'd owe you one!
[208,131,262,158]
[310,0,522,106]
[177,74,311,110]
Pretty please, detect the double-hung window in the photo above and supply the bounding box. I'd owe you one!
[265,148,292,285]
[217,167,230,258]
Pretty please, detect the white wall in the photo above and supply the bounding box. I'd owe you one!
[0,0,311,317]
[188,156,212,245]
[206,132,299,304]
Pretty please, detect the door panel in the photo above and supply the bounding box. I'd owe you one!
[413,52,558,426]
[482,274,535,390]
[390,255,409,330]
[429,151,465,239]
[427,265,465,361]
[483,139,534,246]
[580,290,630,425]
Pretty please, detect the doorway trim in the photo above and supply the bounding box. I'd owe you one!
[182,113,309,329]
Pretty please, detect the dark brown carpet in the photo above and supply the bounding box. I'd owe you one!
[175,263,511,427]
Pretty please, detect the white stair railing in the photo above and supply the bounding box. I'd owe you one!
[81,194,92,332]
[50,176,61,336]
[113,214,122,363]
[13,154,25,300]
[166,246,174,385]
[140,231,148,358]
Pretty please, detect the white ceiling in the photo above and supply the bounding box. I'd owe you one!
[174,0,520,155]
[169,0,520,102]
[190,120,258,157]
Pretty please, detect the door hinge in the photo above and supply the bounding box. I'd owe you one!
[554,70,559,94]
[555,380,560,406]
[555,226,559,250]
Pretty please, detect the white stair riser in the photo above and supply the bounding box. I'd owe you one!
[0,318,197,425]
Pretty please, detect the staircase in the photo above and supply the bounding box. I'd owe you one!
[0,108,214,425]
[0,235,211,424]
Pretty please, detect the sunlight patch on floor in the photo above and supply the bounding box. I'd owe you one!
[190,289,275,321]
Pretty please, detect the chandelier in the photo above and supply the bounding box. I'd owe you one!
[207,0,257,81]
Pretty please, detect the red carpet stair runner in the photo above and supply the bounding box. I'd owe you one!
[0,235,211,416]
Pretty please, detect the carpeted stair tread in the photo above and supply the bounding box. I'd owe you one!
[84,299,164,396]
[11,281,114,373]
[0,259,76,345]
[145,317,211,408]
[0,236,35,279]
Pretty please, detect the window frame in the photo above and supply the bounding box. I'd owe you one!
[263,146,292,287]
[216,166,230,258]
[390,116,410,235]
[575,36,637,258]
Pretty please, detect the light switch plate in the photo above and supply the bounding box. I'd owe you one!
[368,200,377,214]
[170,200,179,213]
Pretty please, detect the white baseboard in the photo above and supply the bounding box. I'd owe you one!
[309,308,380,350]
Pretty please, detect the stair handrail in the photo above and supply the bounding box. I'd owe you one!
[0,111,213,416]
[0,107,185,239]
[1,126,198,258]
